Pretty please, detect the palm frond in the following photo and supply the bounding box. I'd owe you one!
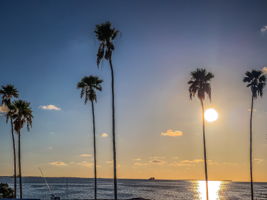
[77,76,103,104]
[188,68,214,101]
[12,100,33,133]
[243,70,266,99]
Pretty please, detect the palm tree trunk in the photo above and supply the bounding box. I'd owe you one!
[201,100,209,200]
[11,119,17,198]
[91,100,97,200]
[18,131,22,199]
[109,58,118,200]
[250,95,254,200]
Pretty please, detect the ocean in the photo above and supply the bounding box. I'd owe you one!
[0,177,267,199]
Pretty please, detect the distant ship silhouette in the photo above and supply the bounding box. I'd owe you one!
[148,177,155,181]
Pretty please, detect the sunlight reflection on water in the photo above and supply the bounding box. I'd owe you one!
[197,181,222,200]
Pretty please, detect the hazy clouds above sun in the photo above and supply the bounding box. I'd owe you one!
[80,154,92,158]
[100,133,108,138]
[161,129,183,137]
[49,161,67,166]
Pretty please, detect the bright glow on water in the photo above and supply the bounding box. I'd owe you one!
[198,181,221,200]
[1,177,266,199]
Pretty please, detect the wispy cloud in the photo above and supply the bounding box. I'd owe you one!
[76,161,93,168]
[255,158,264,164]
[262,67,267,74]
[100,133,108,138]
[106,160,113,164]
[169,159,236,167]
[260,25,267,33]
[134,162,148,166]
[161,129,183,137]
[150,159,166,165]
[49,161,67,166]
[48,146,53,150]
[80,154,91,158]
[0,105,9,113]
[248,108,256,112]
[39,105,61,111]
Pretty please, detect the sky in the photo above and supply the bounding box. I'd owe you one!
[0,0,267,182]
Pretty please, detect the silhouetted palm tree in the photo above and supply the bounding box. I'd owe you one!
[0,84,19,197]
[243,70,266,200]
[77,75,103,200]
[12,100,33,199]
[188,68,214,200]
[95,21,119,200]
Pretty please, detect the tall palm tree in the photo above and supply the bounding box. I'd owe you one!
[188,68,214,200]
[243,70,266,200]
[0,84,19,197]
[95,21,119,200]
[77,75,103,200]
[12,100,33,199]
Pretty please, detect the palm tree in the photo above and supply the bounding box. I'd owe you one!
[243,70,266,200]
[0,84,19,197]
[95,21,119,200]
[77,75,103,200]
[12,100,33,199]
[188,68,214,200]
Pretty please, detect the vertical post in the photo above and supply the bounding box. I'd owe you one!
[11,119,17,198]
[201,100,209,200]
[109,58,117,200]
[91,100,97,200]
[250,95,254,200]
[18,131,22,199]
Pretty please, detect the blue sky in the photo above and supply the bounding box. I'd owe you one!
[0,0,267,181]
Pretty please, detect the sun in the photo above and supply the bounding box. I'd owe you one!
[204,108,218,122]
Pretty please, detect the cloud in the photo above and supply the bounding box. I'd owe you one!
[39,105,61,111]
[48,146,53,150]
[150,159,166,165]
[133,158,142,161]
[248,108,256,112]
[134,162,148,166]
[169,159,204,167]
[106,160,113,164]
[80,154,92,158]
[161,129,183,137]
[254,158,264,164]
[262,67,267,74]
[169,159,236,168]
[0,105,9,113]
[180,159,203,164]
[76,161,93,168]
[100,133,108,138]
[49,161,67,166]
[260,25,267,33]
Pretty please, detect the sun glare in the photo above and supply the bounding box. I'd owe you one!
[198,181,221,200]
[204,108,218,122]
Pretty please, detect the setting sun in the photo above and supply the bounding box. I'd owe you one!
[204,108,219,122]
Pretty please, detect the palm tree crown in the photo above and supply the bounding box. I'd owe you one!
[95,21,119,66]
[12,100,33,133]
[0,85,19,106]
[188,68,214,101]
[243,70,266,98]
[77,76,103,103]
